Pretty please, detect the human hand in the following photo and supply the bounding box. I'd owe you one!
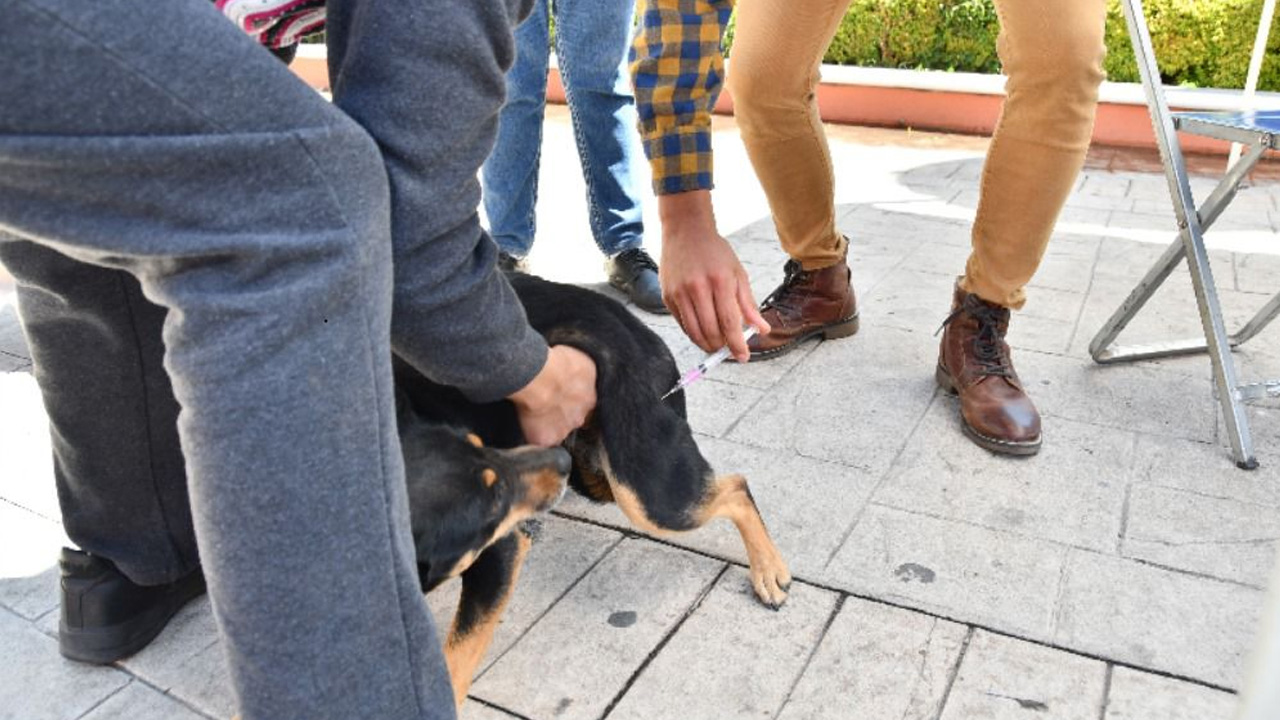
[508,345,596,447]
[658,191,769,361]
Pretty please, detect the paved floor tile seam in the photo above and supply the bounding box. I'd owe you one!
[472,533,628,685]
[818,391,944,572]
[860,499,1126,559]
[469,697,532,720]
[1062,235,1108,356]
[596,564,729,720]
[1116,480,1135,557]
[1114,553,1271,593]
[0,495,61,525]
[75,676,220,720]
[72,680,135,720]
[770,593,847,720]
[716,379,779,440]
[858,499,1267,592]
[1134,478,1280,509]
[933,626,976,720]
[1097,664,1116,720]
[543,513,1241,695]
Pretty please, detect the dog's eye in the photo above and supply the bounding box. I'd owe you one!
[481,468,498,487]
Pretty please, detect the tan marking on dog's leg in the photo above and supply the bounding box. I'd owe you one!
[696,474,792,608]
[605,459,790,609]
[443,531,532,708]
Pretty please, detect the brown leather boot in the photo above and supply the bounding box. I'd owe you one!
[748,256,859,360]
[936,284,1042,456]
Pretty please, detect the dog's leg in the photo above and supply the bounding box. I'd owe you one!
[696,474,791,609]
[610,472,791,609]
[443,530,531,707]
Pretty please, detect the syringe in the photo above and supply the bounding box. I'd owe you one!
[661,326,760,400]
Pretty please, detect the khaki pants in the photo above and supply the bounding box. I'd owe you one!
[727,0,1107,309]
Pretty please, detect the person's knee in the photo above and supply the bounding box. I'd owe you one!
[726,51,813,133]
[1005,28,1106,102]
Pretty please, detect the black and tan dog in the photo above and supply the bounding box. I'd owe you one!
[396,272,791,707]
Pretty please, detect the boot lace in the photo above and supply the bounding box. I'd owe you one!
[760,260,810,315]
[615,248,658,275]
[937,295,1013,378]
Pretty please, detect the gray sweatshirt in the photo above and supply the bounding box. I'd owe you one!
[326,0,548,403]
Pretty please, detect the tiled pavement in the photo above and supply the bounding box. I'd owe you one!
[2,107,1277,719]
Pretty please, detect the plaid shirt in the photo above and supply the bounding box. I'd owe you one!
[630,0,733,195]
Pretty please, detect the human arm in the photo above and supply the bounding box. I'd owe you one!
[632,0,767,360]
[658,191,767,361]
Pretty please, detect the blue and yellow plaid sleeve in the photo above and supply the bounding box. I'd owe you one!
[630,0,733,195]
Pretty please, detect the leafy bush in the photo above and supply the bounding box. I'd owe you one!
[724,0,1280,90]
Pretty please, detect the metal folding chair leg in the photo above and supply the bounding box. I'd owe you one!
[1087,0,1273,470]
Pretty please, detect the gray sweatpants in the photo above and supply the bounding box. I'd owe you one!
[0,0,540,717]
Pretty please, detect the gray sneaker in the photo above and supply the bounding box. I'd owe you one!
[606,248,668,314]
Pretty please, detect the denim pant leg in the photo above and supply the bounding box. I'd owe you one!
[555,0,646,256]
[0,1,452,717]
[0,243,195,585]
[480,0,552,258]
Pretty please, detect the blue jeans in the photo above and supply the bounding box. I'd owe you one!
[481,0,645,258]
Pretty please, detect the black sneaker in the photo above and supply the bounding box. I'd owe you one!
[497,251,529,275]
[58,547,206,664]
[606,248,668,314]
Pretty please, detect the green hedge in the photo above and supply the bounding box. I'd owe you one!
[727,0,1280,91]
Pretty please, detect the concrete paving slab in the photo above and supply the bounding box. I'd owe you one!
[1071,273,1279,368]
[608,569,839,720]
[119,596,221,689]
[0,300,29,360]
[1078,173,1136,196]
[80,681,210,720]
[1130,433,1280,509]
[1104,666,1238,720]
[142,640,236,720]
[1053,549,1264,689]
[1067,190,1136,213]
[1017,349,1218,443]
[683,379,766,439]
[874,408,1131,552]
[471,538,723,720]
[428,516,622,675]
[1091,238,1234,285]
[0,371,59,522]
[1239,249,1280,292]
[777,598,967,720]
[1122,483,1279,588]
[895,241,971,283]
[0,352,28,372]
[859,265,959,336]
[823,504,1068,638]
[940,629,1107,720]
[460,701,523,720]
[0,502,68,620]
[555,436,880,581]
[727,324,938,477]
[0,607,132,720]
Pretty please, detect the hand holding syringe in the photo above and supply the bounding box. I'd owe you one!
[661,327,761,400]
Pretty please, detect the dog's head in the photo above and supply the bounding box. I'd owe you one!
[401,420,570,591]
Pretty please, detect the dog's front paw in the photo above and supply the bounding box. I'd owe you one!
[749,555,792,610]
